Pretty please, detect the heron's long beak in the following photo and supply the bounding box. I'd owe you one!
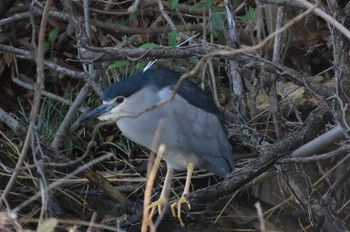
[78,104,115,122]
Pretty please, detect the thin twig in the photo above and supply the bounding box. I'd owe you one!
[0,107,25,135]
[141,120,165,232]
[295,0,350,40]
[12,78,76,108]
[10,153,113,215]
[279,144,350,163]
[0,0,54,208]
[51,84,91,151]
[313,153,350,187]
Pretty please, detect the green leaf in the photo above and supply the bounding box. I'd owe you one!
[129,13,139,22]
[48,28,59,44]
[120,20,128,27]
[135,62,146,70]
[242,7,256,21]
[108,60,129,69]
[210,13,224,30]
[168,0,178,10]
[214,5,225,12]
[43,41,51,54]
[191,0,214,9]
[121,13,139,26]
[168,31,178,47]
[216,31,226,44]
[139,43,159,48]
[191,1,205,10]
[209,29,218,38]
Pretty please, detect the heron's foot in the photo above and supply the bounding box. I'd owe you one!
[170,196,191,227]
[148,196,167,219]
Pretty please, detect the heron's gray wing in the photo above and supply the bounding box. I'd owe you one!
[159,87,235,177]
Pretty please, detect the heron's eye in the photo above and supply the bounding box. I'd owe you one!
[116,96,125,104]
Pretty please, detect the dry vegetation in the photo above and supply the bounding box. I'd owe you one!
[0,0,349,231]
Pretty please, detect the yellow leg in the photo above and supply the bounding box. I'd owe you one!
[148,166,174,219]
[171,163,193,227]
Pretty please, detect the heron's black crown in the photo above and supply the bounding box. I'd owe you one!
[103,68,222,119]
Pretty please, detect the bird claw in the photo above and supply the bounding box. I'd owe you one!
[170,196,191,227]
[148,196,167,219]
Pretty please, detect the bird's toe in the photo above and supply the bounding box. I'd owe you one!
[170,196,191,227]
[148,196,167,219]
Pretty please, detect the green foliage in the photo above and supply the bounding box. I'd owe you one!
[168,31,178,46]
[108,60,130,69]
[36,99,67,143]
[168,0,178,10]
[242,7,256,21]
[191,0,214,9]
[44,28,60,54]
[48,28,59,44]
[134,62,147,71]
[43,41,51,54]
[17,85,83,155]
[210,12,224,30]
[212,30,226,44]
[215,5,225,12]
[139,43,159,48]
[121,13,139,26]
[189,1,226,44]
[128,13,139,22]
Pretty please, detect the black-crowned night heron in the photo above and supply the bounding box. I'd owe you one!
[79,68,235,226]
